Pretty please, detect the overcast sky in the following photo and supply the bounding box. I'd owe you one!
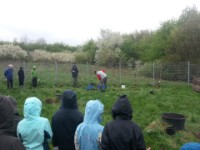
[0,0,199,46]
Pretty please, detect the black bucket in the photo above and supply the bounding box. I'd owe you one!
[162,113,186,130]
[166,127,176,135]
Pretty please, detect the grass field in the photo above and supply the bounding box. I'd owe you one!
[1,79,200,150]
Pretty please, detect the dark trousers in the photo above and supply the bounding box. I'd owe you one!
[7,79,13,89]
[19,79,24,86]
[100,77,107,90]
[32,77,37,87]
[72,75,78,87]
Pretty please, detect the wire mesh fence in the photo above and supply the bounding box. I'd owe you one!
[0,60,199,88]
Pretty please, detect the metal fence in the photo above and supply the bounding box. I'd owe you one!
[0,60,199,88]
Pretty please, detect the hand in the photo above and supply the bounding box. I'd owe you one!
[147,147,151,150]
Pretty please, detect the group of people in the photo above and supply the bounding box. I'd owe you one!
[4,63,108,91]
[71,63,108,91]
[4,64,38,88]
[0,90,148,150]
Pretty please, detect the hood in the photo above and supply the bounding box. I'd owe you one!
[61,90,78,109]
[0,96,14,134]
[7,96,19,115]
[0,96,14,128]
[24,97,42,119]
[112,95,133,120]
[84,100,104,124]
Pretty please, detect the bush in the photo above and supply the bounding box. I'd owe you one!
[0,45,28,60]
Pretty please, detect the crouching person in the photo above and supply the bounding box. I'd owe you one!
[101,95,146,150]
[75,100,104,150]
[17,97,52,150]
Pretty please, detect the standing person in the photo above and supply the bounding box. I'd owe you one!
[52,89,83,150]
[18,66,25,87]
[17,97,53,150]
[94,70,107,91]
[0,96,25,150]
[71,63,79,87]
[75,100,104,150]
[31,66,37,87]
[4,64,14,89]
[101,95,146,150]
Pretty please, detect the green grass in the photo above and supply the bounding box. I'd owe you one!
[1,80,200,149]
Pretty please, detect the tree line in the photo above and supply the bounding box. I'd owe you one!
[0,6,199,65]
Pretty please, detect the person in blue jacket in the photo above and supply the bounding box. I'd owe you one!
[74,100,104,150]
[180,142,200,150]
[17,97,53,150]
[4,64,14,89]
[52,89,83,150]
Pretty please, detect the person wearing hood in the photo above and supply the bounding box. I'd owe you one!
[4,64,14,89]
[71,63,79,87]
[52,89,83,150]
[74,100,104,150]
[18,66,25,87]
[101,95,146,150]
[6,96,22,136]
[0,95,25,150]
[17,97,53,150]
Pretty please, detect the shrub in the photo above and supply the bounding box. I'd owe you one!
[0,45,28,60]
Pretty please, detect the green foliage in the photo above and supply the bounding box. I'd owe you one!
[120,34,139,60]
[168,6,200,62]
[82,39,97,64]
[74,51,88,63]
[95,29,124,66]
[1,6,200,64]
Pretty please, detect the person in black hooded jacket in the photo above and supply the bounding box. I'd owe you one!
[101,95,146,150]
[18,66,25,87]
[0,96,25,150]
[52,89,83,150]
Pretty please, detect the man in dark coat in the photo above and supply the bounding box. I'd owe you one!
[71,63,79,87]
[52,89,83,150]
[101,95,146,150]
[0,96,25,150]
[18,66,25,86]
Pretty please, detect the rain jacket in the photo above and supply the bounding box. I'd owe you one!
[96,70,107,81]
[31,68,37,78]
[180,142,200,150]
[71,64,79,77]
[75,100,104,150]
[17,97,52,150]
[0,96,25,150]
[4,68,13,80]
[101,95,146,150]
[52,90,83,150]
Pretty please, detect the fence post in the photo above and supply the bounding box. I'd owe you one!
[55,61,57,85]
[87,62,89,84]
[23,61,25,85]
[153,62,155,84]
[188,61,190,85]
[119,59,121,84]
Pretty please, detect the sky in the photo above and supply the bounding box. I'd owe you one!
[0,0,199,46]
